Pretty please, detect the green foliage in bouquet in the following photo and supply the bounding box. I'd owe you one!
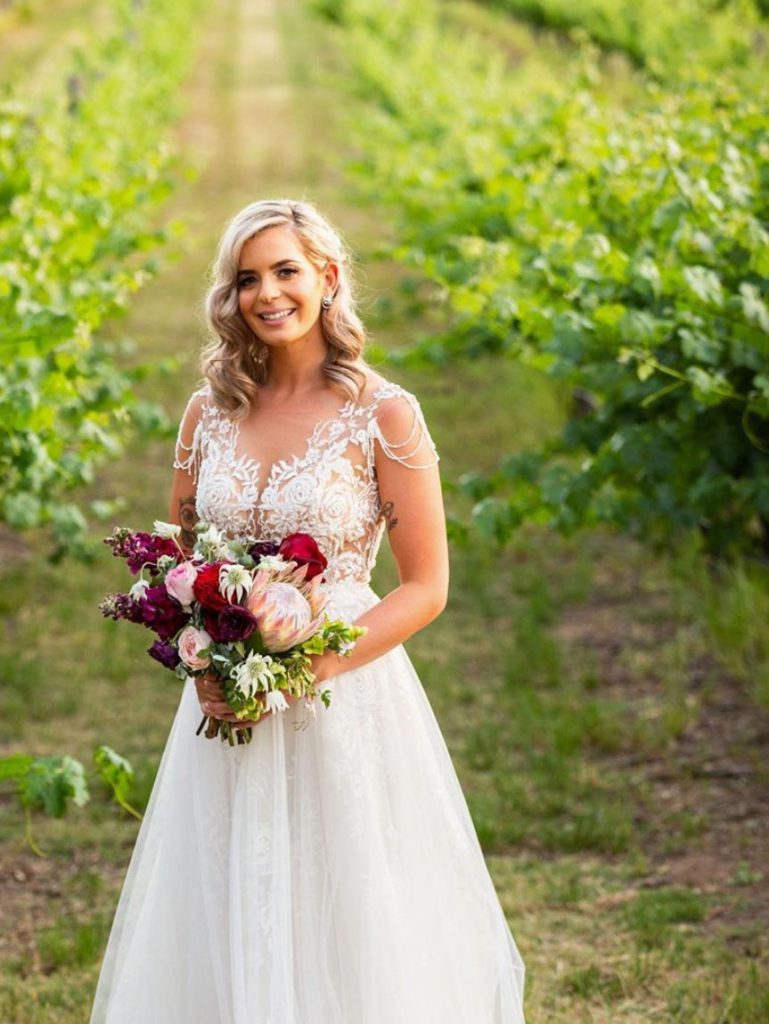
[0,0,203,559]
[200,618,366,746]
[311,0,769,558]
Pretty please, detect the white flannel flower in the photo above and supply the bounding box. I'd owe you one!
[197,524,222,545]
[196,524,230,560]
[219,563,254,603]
[265,690,289,714]
[129,578,150,600]
[231,653,277,698]
[257,554,289,573]
[153,520,182,539]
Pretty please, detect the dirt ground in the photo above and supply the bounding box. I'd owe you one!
[554,563,769,955]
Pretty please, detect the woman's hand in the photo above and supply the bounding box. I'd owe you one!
[307,653,331,686]
[194,671,297,730]
[195,672,228,717]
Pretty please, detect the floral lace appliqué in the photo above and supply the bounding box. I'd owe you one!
[173,381,439,587]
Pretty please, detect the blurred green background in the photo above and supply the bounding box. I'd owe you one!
[0,0,768,1020]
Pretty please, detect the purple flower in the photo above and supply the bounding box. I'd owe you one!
[104,528,178,575]
[148,639,181,670]
[100,592,145,624]
[205,604,259,643]
[137,585,189,639]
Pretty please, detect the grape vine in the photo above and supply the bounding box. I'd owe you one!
[311,0,769,557]
[0,0,203,558]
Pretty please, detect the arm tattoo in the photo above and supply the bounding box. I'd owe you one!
[179,496,198,551]
[381,500,399,532]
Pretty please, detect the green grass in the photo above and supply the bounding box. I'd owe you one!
[0,0,768,1020]
[623,887,706,950]
[35,913,110,973]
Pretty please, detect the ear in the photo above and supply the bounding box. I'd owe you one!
[323,261,340,295]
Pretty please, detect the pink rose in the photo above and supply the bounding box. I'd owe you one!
[177,625,212,670]
[165,562,198,610]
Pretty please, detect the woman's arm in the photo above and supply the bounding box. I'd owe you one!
[168,392,205,553]
[311,391,448,684]
[168,468,199,555]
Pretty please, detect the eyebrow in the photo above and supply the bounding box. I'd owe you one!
[237,259,298,276]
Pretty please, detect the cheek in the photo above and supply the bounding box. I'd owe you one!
[237,289,251,317]
[294,280,322,310]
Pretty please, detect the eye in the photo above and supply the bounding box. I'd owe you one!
[237,274,256,290]
[277,266,298,278]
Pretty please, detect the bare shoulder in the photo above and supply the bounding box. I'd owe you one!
[357,371,422,408]
[364,375,440,469]
[174,385,211,466]
[179,384,211,426]
[356,370,391,405]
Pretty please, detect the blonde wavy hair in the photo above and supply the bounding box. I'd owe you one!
[201,198,370,418]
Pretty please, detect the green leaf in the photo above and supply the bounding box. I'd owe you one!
[19,756,89,818]
[683,266,724,308]
[0,754,34,782]
[93,745,134,805]
[740,284,769,334]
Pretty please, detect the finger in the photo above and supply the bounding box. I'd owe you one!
[203,700,231,716]
[211,707,257,724]
[230,715,262,728]
[226,706,273,727]
[200,682,224,700]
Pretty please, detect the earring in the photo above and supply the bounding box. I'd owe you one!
[321,295,333,310]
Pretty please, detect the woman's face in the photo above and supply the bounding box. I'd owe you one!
[236,225,337,351]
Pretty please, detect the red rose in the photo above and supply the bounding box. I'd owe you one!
[192,562,229,611]
[278,533,327,581]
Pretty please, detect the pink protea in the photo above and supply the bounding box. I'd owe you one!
[246,563,328,653]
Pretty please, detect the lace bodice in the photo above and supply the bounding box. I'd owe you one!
[173,381,439,587]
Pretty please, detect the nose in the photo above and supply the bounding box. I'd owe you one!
[257,274,281,304]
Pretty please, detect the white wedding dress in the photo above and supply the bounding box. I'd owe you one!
[90,379,526,1023]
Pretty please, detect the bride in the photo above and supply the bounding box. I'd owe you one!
[89,198,526,1023]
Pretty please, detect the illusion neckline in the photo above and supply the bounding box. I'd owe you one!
[222,379,399,497]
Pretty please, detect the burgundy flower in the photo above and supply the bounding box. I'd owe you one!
[137,585,189,639]
[192,563,229,612]
[100,592,145,624]
[104,528,178,575]
[278,533,327,581]
[205,604,259,643]
[148,639,181,670]
[248,540,280,560]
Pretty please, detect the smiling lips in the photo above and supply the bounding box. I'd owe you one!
[258,308,296,323]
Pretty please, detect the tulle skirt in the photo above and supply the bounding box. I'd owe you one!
[89,583,526,1023]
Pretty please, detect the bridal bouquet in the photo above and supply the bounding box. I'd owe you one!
[100,522,366,745]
